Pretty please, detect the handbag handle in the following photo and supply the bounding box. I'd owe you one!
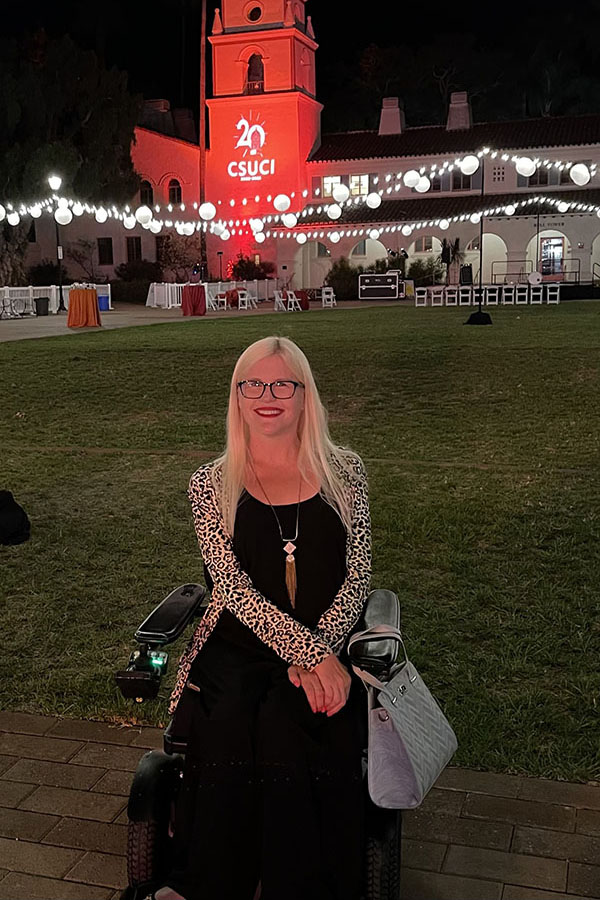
[348,624,411,700]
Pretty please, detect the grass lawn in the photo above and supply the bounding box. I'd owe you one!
[1,302,599,782]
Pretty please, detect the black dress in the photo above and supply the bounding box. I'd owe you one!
[167,490,367,900]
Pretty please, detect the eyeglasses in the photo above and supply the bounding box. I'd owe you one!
[237,379,304,400]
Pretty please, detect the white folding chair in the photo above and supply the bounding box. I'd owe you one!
[247,292,259,309]
[286,290,302,312]
[502,285,515,305]
[515,285,529,305]
[444,287,458,306]
[471,286,485,307]
[430,287,444,307]
[415,287,428,307]
[485,286,499,306]
[274,290,287,311]
[459,286,472,306]
[237,290,250,310]
[322,287,336,307]
[546,284,560,304]
[529,285,543,304]
[206,289,218,312]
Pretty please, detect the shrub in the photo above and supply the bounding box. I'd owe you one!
[231,253,276,280]
[28,259,72,286]
[114,259,162,282]
[324,257,361,301]
[406,256,444,286]
[109,279,153,304]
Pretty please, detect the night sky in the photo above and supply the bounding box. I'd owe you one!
[4,0,597,131]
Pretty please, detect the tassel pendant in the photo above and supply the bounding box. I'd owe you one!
[284,542,297,607]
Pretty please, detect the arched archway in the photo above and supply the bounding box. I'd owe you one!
[349,237,388,266]
[464,233,508,283]
[246,53,264,94]
[294,240,332,288]
[591,232,600,280]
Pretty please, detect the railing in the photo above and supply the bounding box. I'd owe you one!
[146,279,277,309]
[490,258,581,284]
[244,80,264,95]
[0,283,112,316]
[593,262,600,285]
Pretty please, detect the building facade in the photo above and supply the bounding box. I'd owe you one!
[24,0,600,290]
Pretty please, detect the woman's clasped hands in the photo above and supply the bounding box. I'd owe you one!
[287,653,352,717]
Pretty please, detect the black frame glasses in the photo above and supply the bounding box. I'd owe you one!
[237,379,305,399]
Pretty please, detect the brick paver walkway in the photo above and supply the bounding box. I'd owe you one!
[0,711,599,899]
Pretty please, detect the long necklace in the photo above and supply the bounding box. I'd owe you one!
[248,458,302,608]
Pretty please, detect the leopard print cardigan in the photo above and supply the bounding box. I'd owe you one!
[168,452,371,716]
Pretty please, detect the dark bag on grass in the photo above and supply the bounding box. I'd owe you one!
[0,491,31,545]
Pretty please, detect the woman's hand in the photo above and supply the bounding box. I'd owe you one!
[288,653,352,717]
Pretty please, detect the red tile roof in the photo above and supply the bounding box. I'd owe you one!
[299,188,600,226]
[309,115,600,162]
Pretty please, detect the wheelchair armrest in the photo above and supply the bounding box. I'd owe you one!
[135,583,208,646]
[348,589,401,673]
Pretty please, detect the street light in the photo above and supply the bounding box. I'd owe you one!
[48,175,66,312]
[217,250,223,280]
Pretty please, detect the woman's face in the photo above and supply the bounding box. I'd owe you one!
[237,354,304,442]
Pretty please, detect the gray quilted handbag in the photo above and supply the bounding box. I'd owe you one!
[348,624,458,809]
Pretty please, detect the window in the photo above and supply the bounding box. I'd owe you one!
[317,242,331,257]
[322,176,341,197]
[452,172,472,191]
[349,174,369,196]
[140,180,153,206]
[254,254,261,265]
[169,179,182,204]
[431,175,441,192]
[351,240,367,256]
[247,5,262,21]
[414,236,434,252]
[528,168,549,186]
[245,54,264,94]
[126,236,142,263]
[466,236,480,251]
[97,237,113,266]
[492,166,505,183]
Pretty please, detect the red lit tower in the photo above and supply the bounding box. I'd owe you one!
[205,0,322,262]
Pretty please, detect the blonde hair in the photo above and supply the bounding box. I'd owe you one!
[212,336,359,536]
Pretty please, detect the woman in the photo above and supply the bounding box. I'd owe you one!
[159,336,371,900]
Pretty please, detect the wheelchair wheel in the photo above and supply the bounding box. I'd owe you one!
[123,750,183,900]
[365,801,402,900]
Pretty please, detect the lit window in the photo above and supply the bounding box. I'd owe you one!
[322,176,341,197]
[492,166,505,183]
[140,180,154,205]
[169,179,182,204]
[317,242,331,257]
[414,236,434,252]
[254,254,261,265]
[349,174,369,196]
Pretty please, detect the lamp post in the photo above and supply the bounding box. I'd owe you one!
[466,156,492,325]
[217,250,223,280]
[48,175,66,313]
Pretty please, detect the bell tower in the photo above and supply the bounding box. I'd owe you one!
[205,0,322,223]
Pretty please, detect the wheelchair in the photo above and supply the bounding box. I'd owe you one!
[117,584,404,900]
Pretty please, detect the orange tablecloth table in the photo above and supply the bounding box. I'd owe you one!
[182,284,206,316]
[67,288,102,328]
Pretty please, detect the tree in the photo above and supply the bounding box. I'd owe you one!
[231,253,275,280]
[66,239,106,283]
[0,31,142,284]
[157,233,203,282]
